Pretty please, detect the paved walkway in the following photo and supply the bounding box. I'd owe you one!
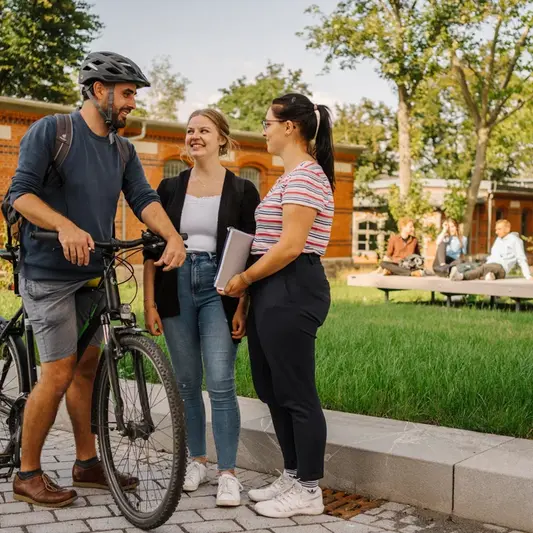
[0,429,516,533]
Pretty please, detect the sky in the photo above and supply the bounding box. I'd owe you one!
[89,0,397,122]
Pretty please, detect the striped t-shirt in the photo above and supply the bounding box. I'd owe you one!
[251,161,334,256]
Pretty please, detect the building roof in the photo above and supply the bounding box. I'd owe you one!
[355,176,533,209]
[0,96,365,157]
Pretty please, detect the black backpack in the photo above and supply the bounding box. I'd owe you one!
[1,113,132,246]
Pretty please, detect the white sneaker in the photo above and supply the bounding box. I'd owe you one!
[183,461,208,492]
[254,479,324,518]
[248,471,294,502]
[485,272,496,281]
[449,266,464,281]
[216,473,242,507]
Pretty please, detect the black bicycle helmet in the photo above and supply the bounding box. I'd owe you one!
[79,51,150,142]
[79,51,150,88]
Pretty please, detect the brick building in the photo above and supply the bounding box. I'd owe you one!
[0,96,363,264]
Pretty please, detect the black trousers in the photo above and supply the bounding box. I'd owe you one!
[247,254,330,481]
[432,241,462,278]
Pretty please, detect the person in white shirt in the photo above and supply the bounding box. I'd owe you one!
[450,219,531,281]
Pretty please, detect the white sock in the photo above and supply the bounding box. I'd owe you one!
[299,479,319,491]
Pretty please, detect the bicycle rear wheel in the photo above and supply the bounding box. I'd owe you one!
[0,333,26,458]
[95,334,186,530]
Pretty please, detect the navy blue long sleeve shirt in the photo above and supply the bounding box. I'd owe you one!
[8,111,160,281]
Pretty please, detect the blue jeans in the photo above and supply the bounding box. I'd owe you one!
[162,253,240,471]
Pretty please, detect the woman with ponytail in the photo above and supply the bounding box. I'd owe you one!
[220,93,334,518]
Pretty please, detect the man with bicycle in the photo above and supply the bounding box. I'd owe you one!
[6,51,186,507]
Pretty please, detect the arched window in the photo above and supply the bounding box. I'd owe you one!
[240,166,261,190]
[163,159,189,178]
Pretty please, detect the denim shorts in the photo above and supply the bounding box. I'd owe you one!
[19,276,104,363]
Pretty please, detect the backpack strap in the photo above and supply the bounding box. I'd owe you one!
[43,114,73,187]
[115,135,134,173]
[53,114,72,169]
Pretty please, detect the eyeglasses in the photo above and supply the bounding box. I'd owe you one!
[261,119,285,131]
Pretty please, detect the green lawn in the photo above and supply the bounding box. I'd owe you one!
[1,281,532,438]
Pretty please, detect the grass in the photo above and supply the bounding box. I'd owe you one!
[1,280,532,438]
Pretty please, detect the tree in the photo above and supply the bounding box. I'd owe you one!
[0,0,102,104]
[214,62,311,131]
[444,0,533,236]
[333,99,398,183]
[133,56,189,121]
[302,1,450,198]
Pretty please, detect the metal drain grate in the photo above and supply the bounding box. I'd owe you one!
[323,488,383,520]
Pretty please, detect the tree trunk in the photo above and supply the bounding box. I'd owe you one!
[397,86,412,198]
[463,126,490,238]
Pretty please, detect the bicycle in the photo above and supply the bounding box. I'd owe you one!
[0,229,187,530]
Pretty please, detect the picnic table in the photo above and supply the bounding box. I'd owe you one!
[347,273,533,310]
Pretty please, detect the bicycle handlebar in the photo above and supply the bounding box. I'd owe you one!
[30,230,188,251]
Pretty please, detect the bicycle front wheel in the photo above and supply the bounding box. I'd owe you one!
[95,334,186,530]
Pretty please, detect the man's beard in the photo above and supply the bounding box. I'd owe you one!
[111,108,128,129]
[103,103,129,129]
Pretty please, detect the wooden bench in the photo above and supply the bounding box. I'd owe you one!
[347,273,533,311]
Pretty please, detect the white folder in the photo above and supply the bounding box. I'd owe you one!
[214,227,254,290]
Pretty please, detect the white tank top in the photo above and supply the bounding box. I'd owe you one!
[180,194,221,253]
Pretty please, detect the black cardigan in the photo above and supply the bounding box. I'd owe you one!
[144,168,260,335]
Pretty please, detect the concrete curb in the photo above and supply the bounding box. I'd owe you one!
[53,391,533,532]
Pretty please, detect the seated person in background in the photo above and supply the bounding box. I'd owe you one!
[379,217,424,277]
[450,219,532,281]
[432,217,468,278]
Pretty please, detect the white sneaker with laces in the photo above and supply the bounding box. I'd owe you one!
[254,479,324,518]
[248,471,294,502]
[216,473,242,507]
[183,461,208,492]
[449,266,464,281]
[485,272,496,281]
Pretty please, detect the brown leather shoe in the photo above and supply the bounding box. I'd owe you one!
[72,460,138,491]
[13,472,77,508]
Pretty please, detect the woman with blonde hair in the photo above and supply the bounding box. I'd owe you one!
[143,109,260,507]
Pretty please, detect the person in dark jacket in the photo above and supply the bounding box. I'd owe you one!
[143,109,259,507]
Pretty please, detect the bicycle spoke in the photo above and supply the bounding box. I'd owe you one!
[97,335,185,526]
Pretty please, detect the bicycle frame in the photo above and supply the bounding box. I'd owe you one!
[86,250,155,438]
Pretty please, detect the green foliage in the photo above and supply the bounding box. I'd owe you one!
[133,55,189,121]
[334,99,398,183]
[442,184,468,221]
[214,62,311,132]
[0,224,13,291]
[388,176,434,234]
[0,0,102,104]
[301,1,448,99]
[442,0,533,232]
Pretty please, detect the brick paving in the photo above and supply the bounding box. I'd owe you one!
[0,429,518,533]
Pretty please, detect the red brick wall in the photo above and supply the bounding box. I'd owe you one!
[471,196,533,256]
[0,107,358,262]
